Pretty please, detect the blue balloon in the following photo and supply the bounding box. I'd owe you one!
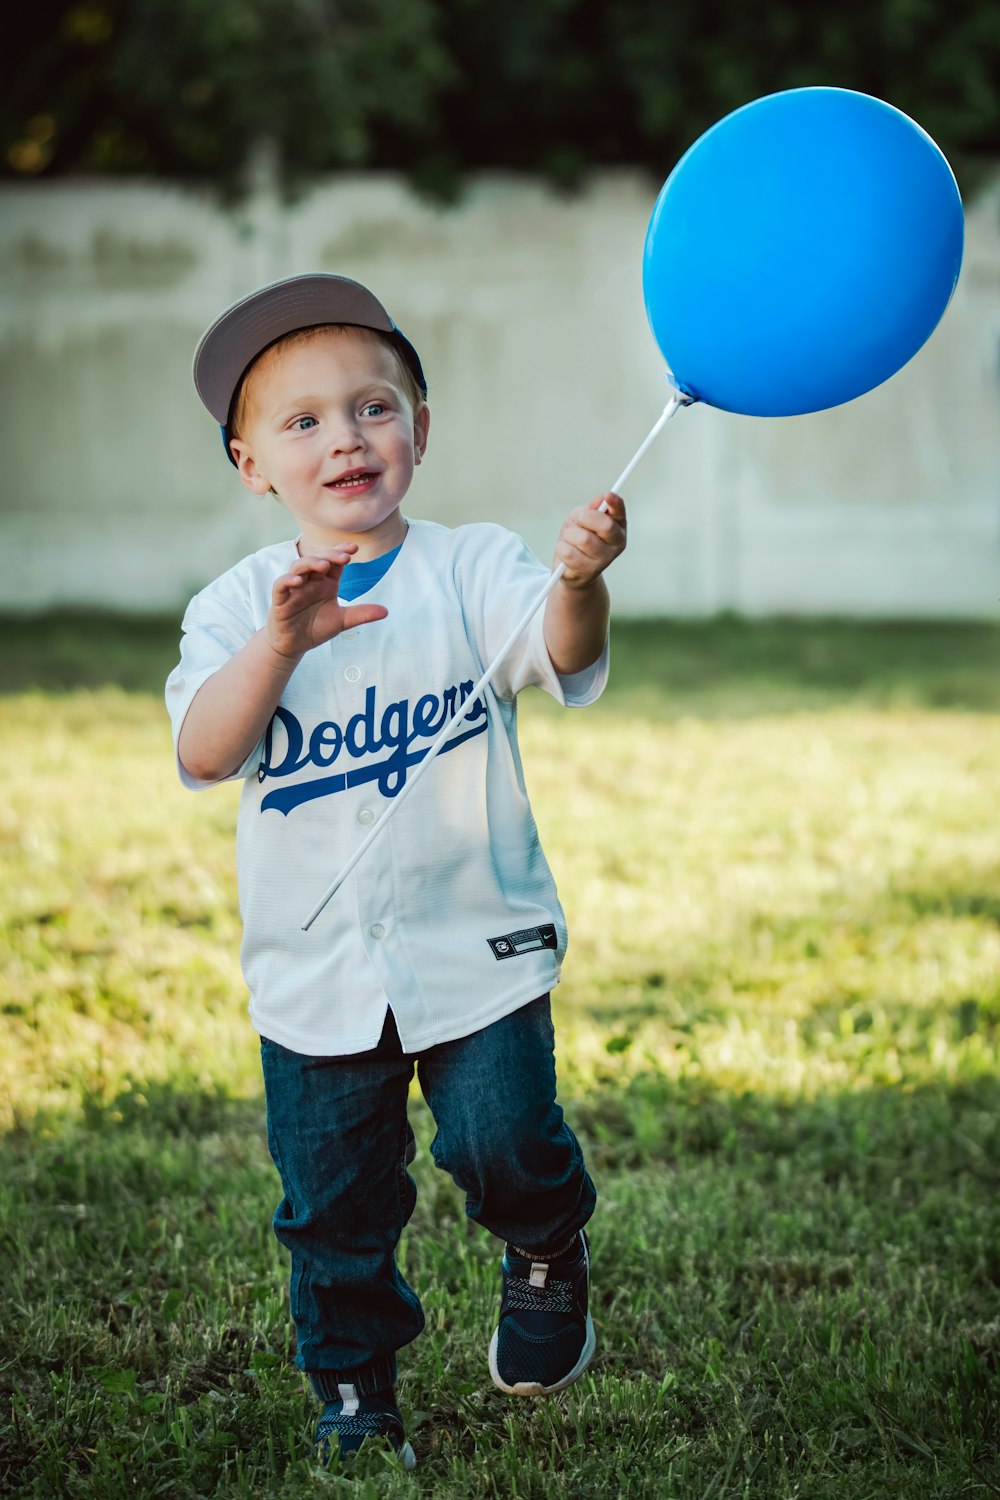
[642,88,964,417]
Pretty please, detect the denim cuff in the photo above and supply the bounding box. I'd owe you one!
[307,1352,399,1402]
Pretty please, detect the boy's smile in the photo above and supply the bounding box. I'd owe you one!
[229,327,430,559]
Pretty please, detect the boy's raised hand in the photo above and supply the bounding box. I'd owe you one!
[266,546,387,659]
[553,493,627,587]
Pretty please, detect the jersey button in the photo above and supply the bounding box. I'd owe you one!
[369,922,386,939]
[358,807,375,825]
[344,665,362,683]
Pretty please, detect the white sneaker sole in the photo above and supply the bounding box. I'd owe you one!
[398,1440,417,1470]
[488,1313,596,1396]
[318,1427,416,1470]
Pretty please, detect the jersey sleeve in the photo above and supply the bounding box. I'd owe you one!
[456,524,609,706]
[164,578,265,791]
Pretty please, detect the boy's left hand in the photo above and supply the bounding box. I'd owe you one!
[553,493,627,588]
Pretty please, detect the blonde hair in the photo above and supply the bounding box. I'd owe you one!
[229,323,425,447]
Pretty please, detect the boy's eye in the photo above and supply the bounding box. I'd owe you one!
[292,416,318,431]
[361,402,386,417]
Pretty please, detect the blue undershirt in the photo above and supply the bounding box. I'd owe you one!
[335,543,403,601]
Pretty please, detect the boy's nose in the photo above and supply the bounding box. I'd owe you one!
[330,418,365,454]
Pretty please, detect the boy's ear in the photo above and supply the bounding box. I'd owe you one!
[413,403,430,465]
[229,438,273,495]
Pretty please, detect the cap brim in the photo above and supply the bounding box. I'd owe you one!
[193,274,398,425]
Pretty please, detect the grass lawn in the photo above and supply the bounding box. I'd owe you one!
[1,613,999,1498]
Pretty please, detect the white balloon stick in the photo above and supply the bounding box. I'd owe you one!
[608,390,691,493]
[300,390,691,931]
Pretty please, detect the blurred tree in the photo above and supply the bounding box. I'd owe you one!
[4,0,454,192]
[4,0,998,196]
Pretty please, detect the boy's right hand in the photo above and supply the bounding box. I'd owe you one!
[265,546,387,660]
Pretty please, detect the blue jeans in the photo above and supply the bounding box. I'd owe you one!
[260,994,596,1399]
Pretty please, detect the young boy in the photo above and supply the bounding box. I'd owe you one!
[166,273,627,1468]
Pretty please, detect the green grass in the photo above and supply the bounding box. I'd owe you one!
[1,613,999,1498]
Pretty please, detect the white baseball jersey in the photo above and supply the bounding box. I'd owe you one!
[165,517,608,1055]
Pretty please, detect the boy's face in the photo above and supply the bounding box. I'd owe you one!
[229,327,430,557]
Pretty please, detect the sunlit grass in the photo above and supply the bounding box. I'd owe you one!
[528,706,1000,1097]
[1,616,998,1497]
[4,658,999,1123]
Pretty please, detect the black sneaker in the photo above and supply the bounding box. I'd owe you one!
[314,1384,416,1469]
[489,1230,595,1395]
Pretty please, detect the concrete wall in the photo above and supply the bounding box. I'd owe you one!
[1,162,998,617]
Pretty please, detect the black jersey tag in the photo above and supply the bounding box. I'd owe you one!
[487,924,558,961]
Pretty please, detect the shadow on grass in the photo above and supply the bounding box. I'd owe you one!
[5,1071,998,1279]
[4,1070,998,1269]
[570,1067,1000,1192]
[4,1057,996,1170]
[3,611,1000,716]
[2,1071,998,1497]
[587,616,1000,719]
[0,612,184,695]
[898,880,1000,928]
[2,1076,267,1169]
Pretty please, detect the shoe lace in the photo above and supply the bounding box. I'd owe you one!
[505,1273,575,1314]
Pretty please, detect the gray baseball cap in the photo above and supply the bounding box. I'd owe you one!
[192,272,427,465]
